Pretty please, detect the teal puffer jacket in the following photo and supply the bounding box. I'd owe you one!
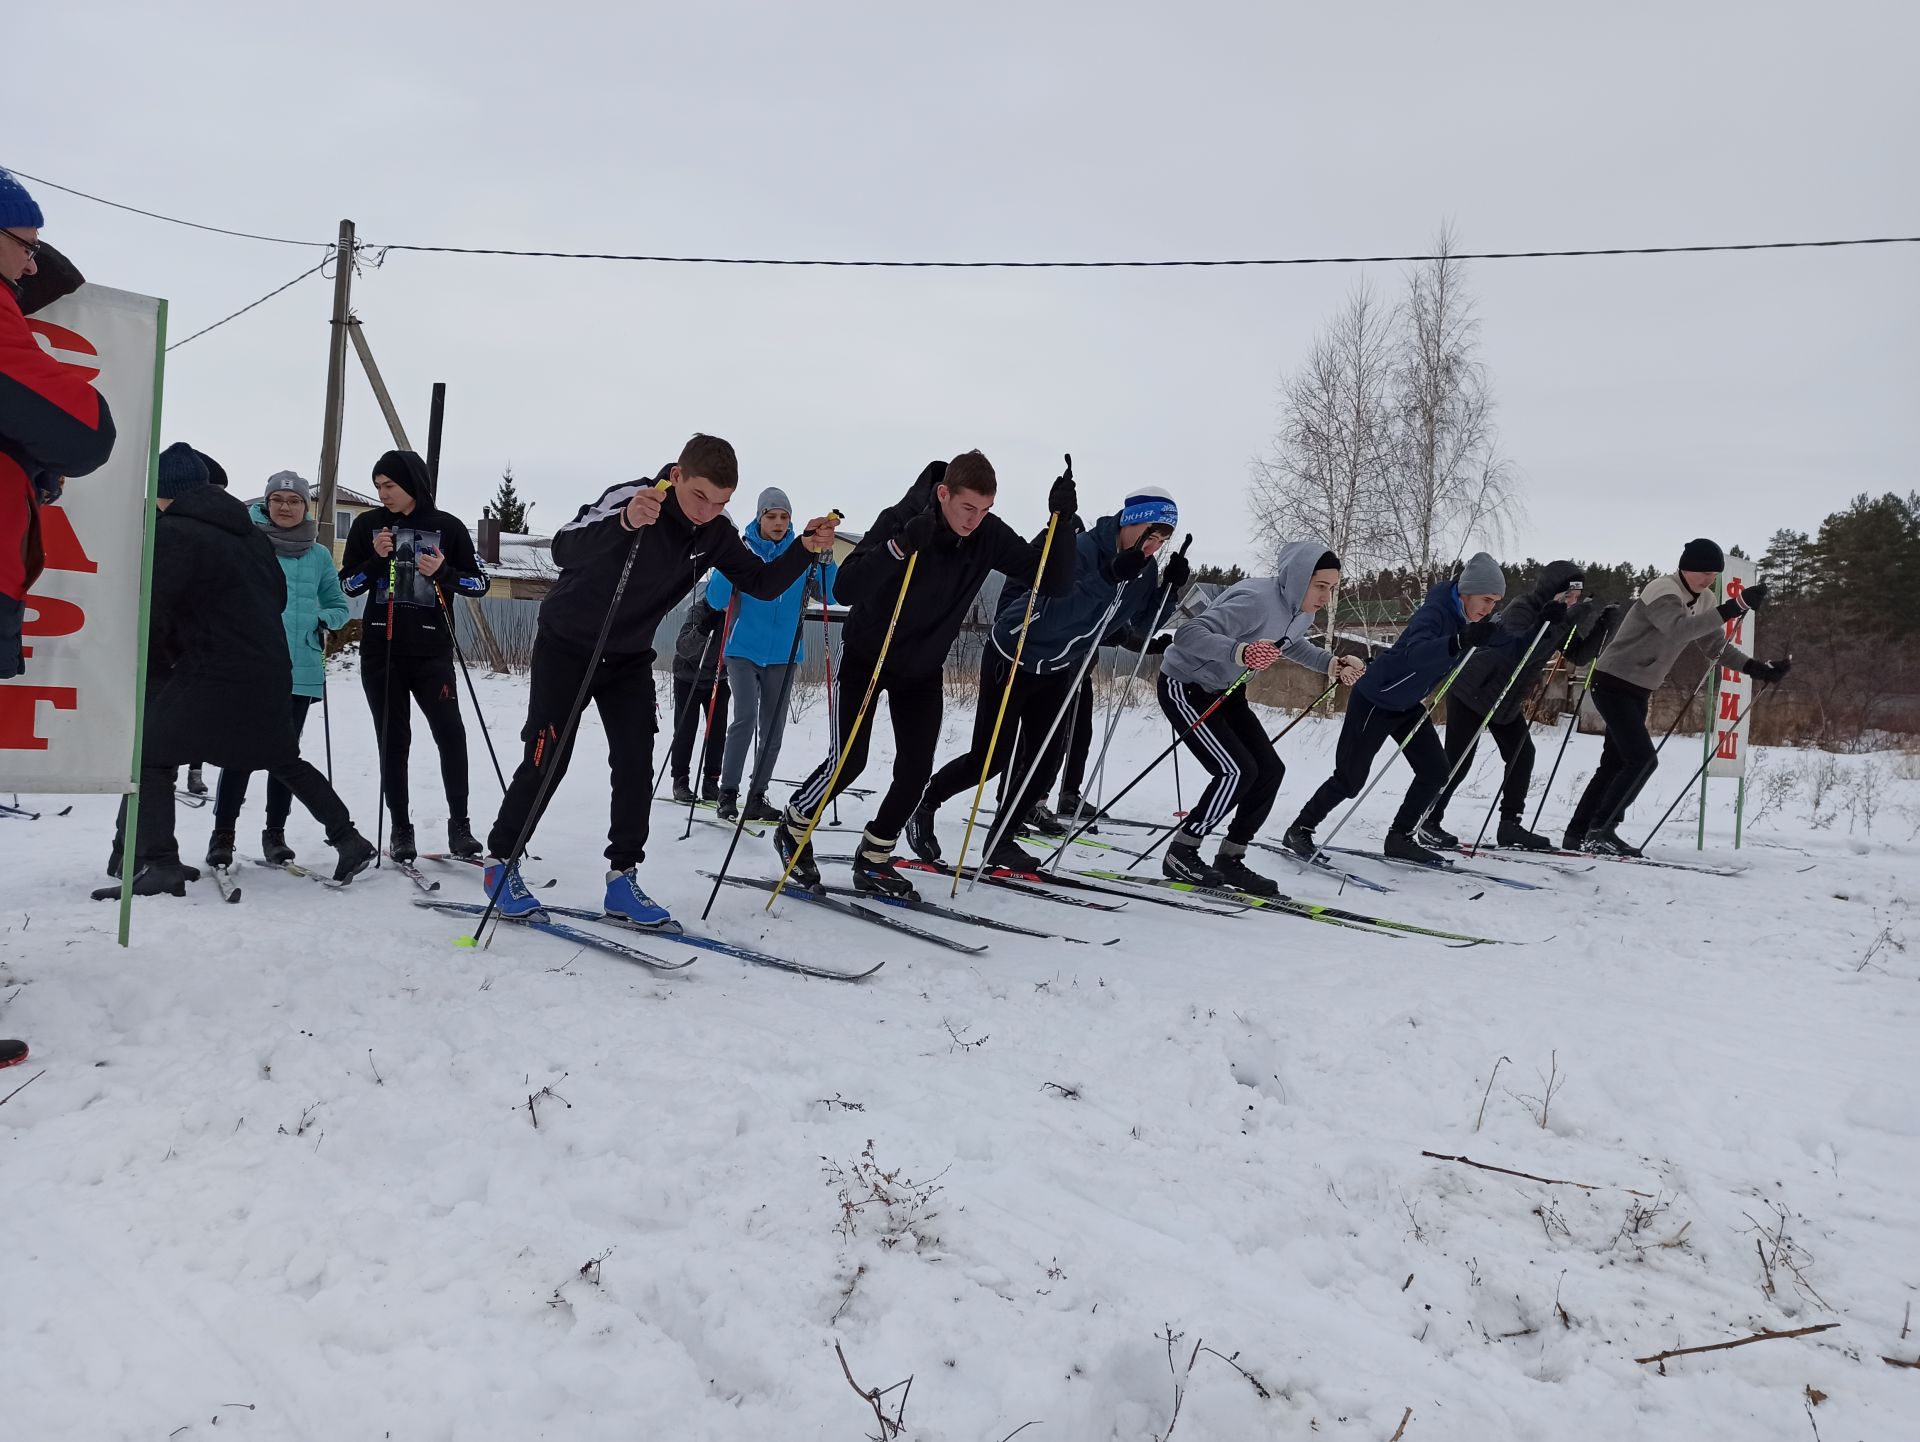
[252,502,349,698]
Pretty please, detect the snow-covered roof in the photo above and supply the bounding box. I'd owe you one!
[309,483,378,508]
[491,531,559,579]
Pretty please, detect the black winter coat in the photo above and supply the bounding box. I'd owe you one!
[670,595,731,686]
[834,460,1074,677]
[144,486,304,772]
[1446,560,1612,723]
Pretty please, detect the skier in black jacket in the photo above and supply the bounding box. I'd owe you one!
[666,595,731,803]
[776,450,1075,899]
[110,444,376,893]
[481,434,837,926]
[338,449,489,862]
[1419,560,1617,850]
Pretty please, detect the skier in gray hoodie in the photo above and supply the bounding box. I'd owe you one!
[1156,540,1362,893]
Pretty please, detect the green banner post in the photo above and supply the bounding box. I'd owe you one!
[115,298,167,947]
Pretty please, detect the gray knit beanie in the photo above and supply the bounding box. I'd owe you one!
[757,486,792,517]
[1457,551,1507,598]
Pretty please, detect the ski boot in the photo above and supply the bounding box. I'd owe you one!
[186,764,208,796]
[0,1039,27,1069]
[1582,828,1643,858]
[716,788,740,821]
[482,856,546,919]
[744,793,781,824]
[604,868,674,928]
[1163,836,1228,888]
[985,832,1042,875]
[1414,820,1459,851]
[671,776,696,805]
[331,828,379,883]
[903,803,943,862]
[1497,819,1553,851]
[1281,823,1319,860]
[1560,827,1587,852]
[447,817,483,859]
[1383,829,1443,866]
[851,831,916,900]
[261,827,296,864]
[205,828,237,869]
[773,811,823,892]
[1214,843,1279,897]
[1056,792,1099,833]
[388,821,417,865]
[132,859,200,897]
[1023,803,1066,837]
[701,776,721,803]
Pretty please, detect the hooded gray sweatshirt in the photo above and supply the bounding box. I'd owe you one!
[1160,539,1334,692]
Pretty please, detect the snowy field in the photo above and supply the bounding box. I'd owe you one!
[4,666,1918,1442]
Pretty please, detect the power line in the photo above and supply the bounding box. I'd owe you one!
[4,166,328,249]
[166,256,333,352]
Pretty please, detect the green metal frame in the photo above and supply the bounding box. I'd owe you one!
[115,298,167,946]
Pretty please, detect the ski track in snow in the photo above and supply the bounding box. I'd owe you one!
[4,669,1918,1440]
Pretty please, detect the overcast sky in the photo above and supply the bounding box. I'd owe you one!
[16,1,1916,573]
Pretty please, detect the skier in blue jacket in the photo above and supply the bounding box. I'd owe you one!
[705,486,838,823]
[1284,552,1517,866]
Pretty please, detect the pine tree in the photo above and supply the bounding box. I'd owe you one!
[483,465,533,534]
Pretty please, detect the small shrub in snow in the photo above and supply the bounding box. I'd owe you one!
[822,1140,947,1250]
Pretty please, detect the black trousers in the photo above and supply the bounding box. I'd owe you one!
[787,649,944,841]
[213,694,317,829]
[1058,672,1095,800]
[1293,692,1447,835]
[669,672,729,784]
[925,649,1076,831]
[1429,701,1535,828]
[1158,674,1285,846]
[487,631,657,870]
[1567,684,1655,837]
[361,648,469,825]
[120,752,349,866]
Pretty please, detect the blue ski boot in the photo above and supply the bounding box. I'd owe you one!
[604,867,675,929]
[482,857,546,920]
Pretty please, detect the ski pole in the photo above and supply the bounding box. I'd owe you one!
[951,502,1066,895]
[768,552,920,907]
[467,481,666,947]
[702,551,834,920]
[1309,645,1481,867]
[1407,618,1557,837]
[652,620,721,800]
[682,598,736,840]
[1085,561,1195,819]
[818,563,841,828]
[320,625,334,784]
[1637,672,1782,852]
[1038,666,1257,869]
[435,586,509,792]
[1472,630,1580,852]
[1119,678,1339,871]
[375,546,398,867]
[970,586,1131,885]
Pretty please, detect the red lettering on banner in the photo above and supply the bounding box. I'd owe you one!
[17,593,85,660]
[24,319,101,383]
[1720,691,1741,721]
[1717,731,1740,761]
[36,505,100,575]
[0,685,79,751]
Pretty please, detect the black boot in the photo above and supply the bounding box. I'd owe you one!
[903,803,943,862]
[701,776,721,803]
[131,859,198,897]
[1383,829,1443,866]
[985,832,1041,875]
[1497,818,1553,851]
[205,828,236,869]
[1583,827,1643,858]
[186,765,208,796]
[1560,826,1587,852]
[774,812,823,892]
[331,827,379,882]
[716,788,740,821]
[744,793,781,824]
[851,832,916,899]
[671,776,696,805]
[1024,803,1065,837]
[447,817,483,859]
[1163,837,1227,888]
[388,821,417,865]
[261,827,295,864]
[1281,822,1318,859]
[1213,843,1279,897]
[1414,819,1459,850]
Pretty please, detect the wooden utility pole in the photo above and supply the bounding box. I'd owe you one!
[347,317,413,451]
[315,219,355,552]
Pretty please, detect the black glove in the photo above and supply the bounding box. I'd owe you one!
[891,510,939,558]
[1047,467,1076,518]
[0,593,23,679]
[1740,582,1770,611]
[1715,596,1745,622]
[1145,633,1173,655]
[1112,543,1151,582]
[1462,618,1498,647]
[1541,600,1568,623]
[1745,657,1792,684]
[1597,602,1621,636]
[1161,551,1190,594]
[31,471,64,506]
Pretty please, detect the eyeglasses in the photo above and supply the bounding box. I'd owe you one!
[1,229,40,260]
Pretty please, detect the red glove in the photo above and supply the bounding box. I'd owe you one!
[1236,639,1281,672]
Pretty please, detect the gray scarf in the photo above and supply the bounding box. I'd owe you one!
[261,470,317,558]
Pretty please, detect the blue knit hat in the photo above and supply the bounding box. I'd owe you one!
[1118,486,1178,530]
[0,169,44,231]
[157,442,210,499]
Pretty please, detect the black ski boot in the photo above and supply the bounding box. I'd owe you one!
[851,832,916,899]
[701,776,721,803]
[1056,792,1099,833]
[1414,820,1459,850]
[773,811,823,892]
[186,764,208,796]
[131,859,199,897]
[1281,823,1319,859]
[1583,828,1643,858]
[716,788,740,821]
[744,793,781,824]
[1024,803,1065,837]
[903,803,943,862]
[447,817,483,859]
[671,776,696,805]
[985,833,1042,875]
[1213,843,1279,897]
[261,827,295,864]
[1560,827,1587,852]
[1383,829,1443,866]
[1497,819,1553,851]
[1163,837,1228,888]
[331,828,379,882]
[388,821,417,865]
[205,829,237,869]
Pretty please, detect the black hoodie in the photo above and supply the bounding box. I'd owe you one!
[338,450,488,656]
[1446,560,1613,723]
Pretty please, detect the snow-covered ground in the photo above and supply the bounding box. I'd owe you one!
[5,668,1918,1441]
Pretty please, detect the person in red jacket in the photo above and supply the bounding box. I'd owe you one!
[0,167,116,679]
